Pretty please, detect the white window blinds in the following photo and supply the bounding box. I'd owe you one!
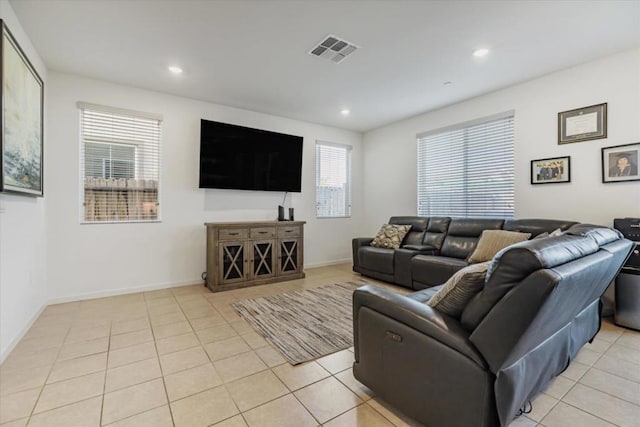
[417,113,514,219]
[79,103,162,223]
[316,142,352,218]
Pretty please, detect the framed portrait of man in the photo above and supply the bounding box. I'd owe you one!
[602,143,640,183]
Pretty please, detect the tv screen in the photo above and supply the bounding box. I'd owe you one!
[199,119,303,192]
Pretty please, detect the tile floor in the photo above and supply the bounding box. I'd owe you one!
[1,263,639,426]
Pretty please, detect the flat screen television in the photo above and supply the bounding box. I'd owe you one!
[199,119,303,192]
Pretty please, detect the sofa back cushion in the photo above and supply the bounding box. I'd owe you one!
[502,218,578,237]
[467,230,531,263]
[422,217,451,250]
[389,216,428,246]
[440,218,505,259]
[460,232,600,331]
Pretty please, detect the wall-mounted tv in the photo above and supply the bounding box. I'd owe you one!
[199,119,303,192]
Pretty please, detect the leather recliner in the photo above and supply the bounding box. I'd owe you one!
[352,224,633,427]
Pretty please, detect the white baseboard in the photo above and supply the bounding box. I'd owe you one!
[48,279,204,305]
[305,258,351,268]
[0,302,47,364]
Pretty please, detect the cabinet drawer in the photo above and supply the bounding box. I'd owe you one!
[251,227,276,239]
[219,228,249,240]
[278,225,300,238]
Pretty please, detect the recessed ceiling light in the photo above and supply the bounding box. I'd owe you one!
[472,48,490,58]
[168,65,183,74]
[340,109,350,116]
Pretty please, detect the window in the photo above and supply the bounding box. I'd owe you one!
[316,141,352,218]
[417,112,514,218]
[79,102,162,223]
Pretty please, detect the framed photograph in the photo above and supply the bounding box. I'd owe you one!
[601,143,640,183]
[531,156,571,185]
[558,103,607,144]
[0,20,44,197]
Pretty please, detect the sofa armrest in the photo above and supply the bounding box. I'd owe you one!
[353,285,487,367]
[352,237,374,272]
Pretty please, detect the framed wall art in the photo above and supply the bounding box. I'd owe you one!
[558,103,607,145]
[0,20,44,197]
[531,156,571,185]
[601,143,640,183]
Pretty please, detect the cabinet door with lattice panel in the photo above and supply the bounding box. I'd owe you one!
[278,238,302,276]
[218,241,248,284]
[250,239,275,280]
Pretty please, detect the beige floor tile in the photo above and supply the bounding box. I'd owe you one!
[561,361,590,381]
[544,375,575,400]
[184,306,218,320]
[144,289,174,300]
[220,309,243,323]
[0,365,50,396]
[294,376,362,423]
[506,416,537,427]
[604,343,640,365]
[574,348,603,366]
[243,394,317,427]
[334,368,375,401]
[108,341,157,369]
[196,324,238,344]
[1,347,58,371]
[170,385,239,427]
[23,325,68,342]
[212,415,248,427]
[145,296,176,308]
[111,318,150,336]
[28,396,102,427]
[324,403,394,427]
[12,334,64,355]
[106,357,161,392]
[147,303,182,317]
[241,331,269,349]
[541,401,615,427]
[156,332,200,355]
[57,337,108,362]
[204,336,251,361]
[150,311,187,327]
[47,352,107,384]
[367,398,423,427]
[188,315,227,331]
[226,370,289,411]
[153,321,193,339]
[160,346,209,375]
[164,363,223,401]
[526,392,558,422]
[315,349,354,374]
[617,332,640,351]
[0,388,41,424]
[596,322,626,343]
[586,337,614,354]
[65,324,110,344]
[255,346,286,368]
[594,354,640,383]
[563,383,640,426]
[34,371,104,414]
[104,405,173,427]
[214,351,268,383]
[102,378,168,425]
[272,361,330,391]
[229,320,253,334]
[110,329,153,350]
[579,368,640,406]
[0,417,28,427]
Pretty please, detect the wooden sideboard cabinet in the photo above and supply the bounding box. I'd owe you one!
[205,221,305,292]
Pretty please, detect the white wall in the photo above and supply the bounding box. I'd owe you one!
[0,0,48,361]
[46,73,363,302]
[363,48,640,233]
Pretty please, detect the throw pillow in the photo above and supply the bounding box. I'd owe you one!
[467,230,531,263]
[533,228,564,240]
[427,261,491,318]
[370,224,411,249]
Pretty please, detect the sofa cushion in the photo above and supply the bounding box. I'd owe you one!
[406,285,444,303]
[358,246,395,275]
[390,216,428,246]
[370,224,411,249]
[467,230,531,263]
[440,218,505,259]
[502,218,577,237]
[411,255,469,288]
[427,261,491,318]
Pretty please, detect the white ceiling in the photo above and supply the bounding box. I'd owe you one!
[9,0,640,132]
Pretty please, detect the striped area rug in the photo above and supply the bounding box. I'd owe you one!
[231,281,362,365]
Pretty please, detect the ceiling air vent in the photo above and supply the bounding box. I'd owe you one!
[309,34,359,64]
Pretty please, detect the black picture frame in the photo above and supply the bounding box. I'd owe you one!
[531,156,571,185]
[0,19,44,197]
[558,103,607,144]
[601,142,640,183]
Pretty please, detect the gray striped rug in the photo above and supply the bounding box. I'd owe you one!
[231,282,362,365]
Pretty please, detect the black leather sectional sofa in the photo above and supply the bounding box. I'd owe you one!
[352,216,578,289]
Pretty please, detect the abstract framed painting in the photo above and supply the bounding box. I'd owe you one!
[0,20,44,197]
